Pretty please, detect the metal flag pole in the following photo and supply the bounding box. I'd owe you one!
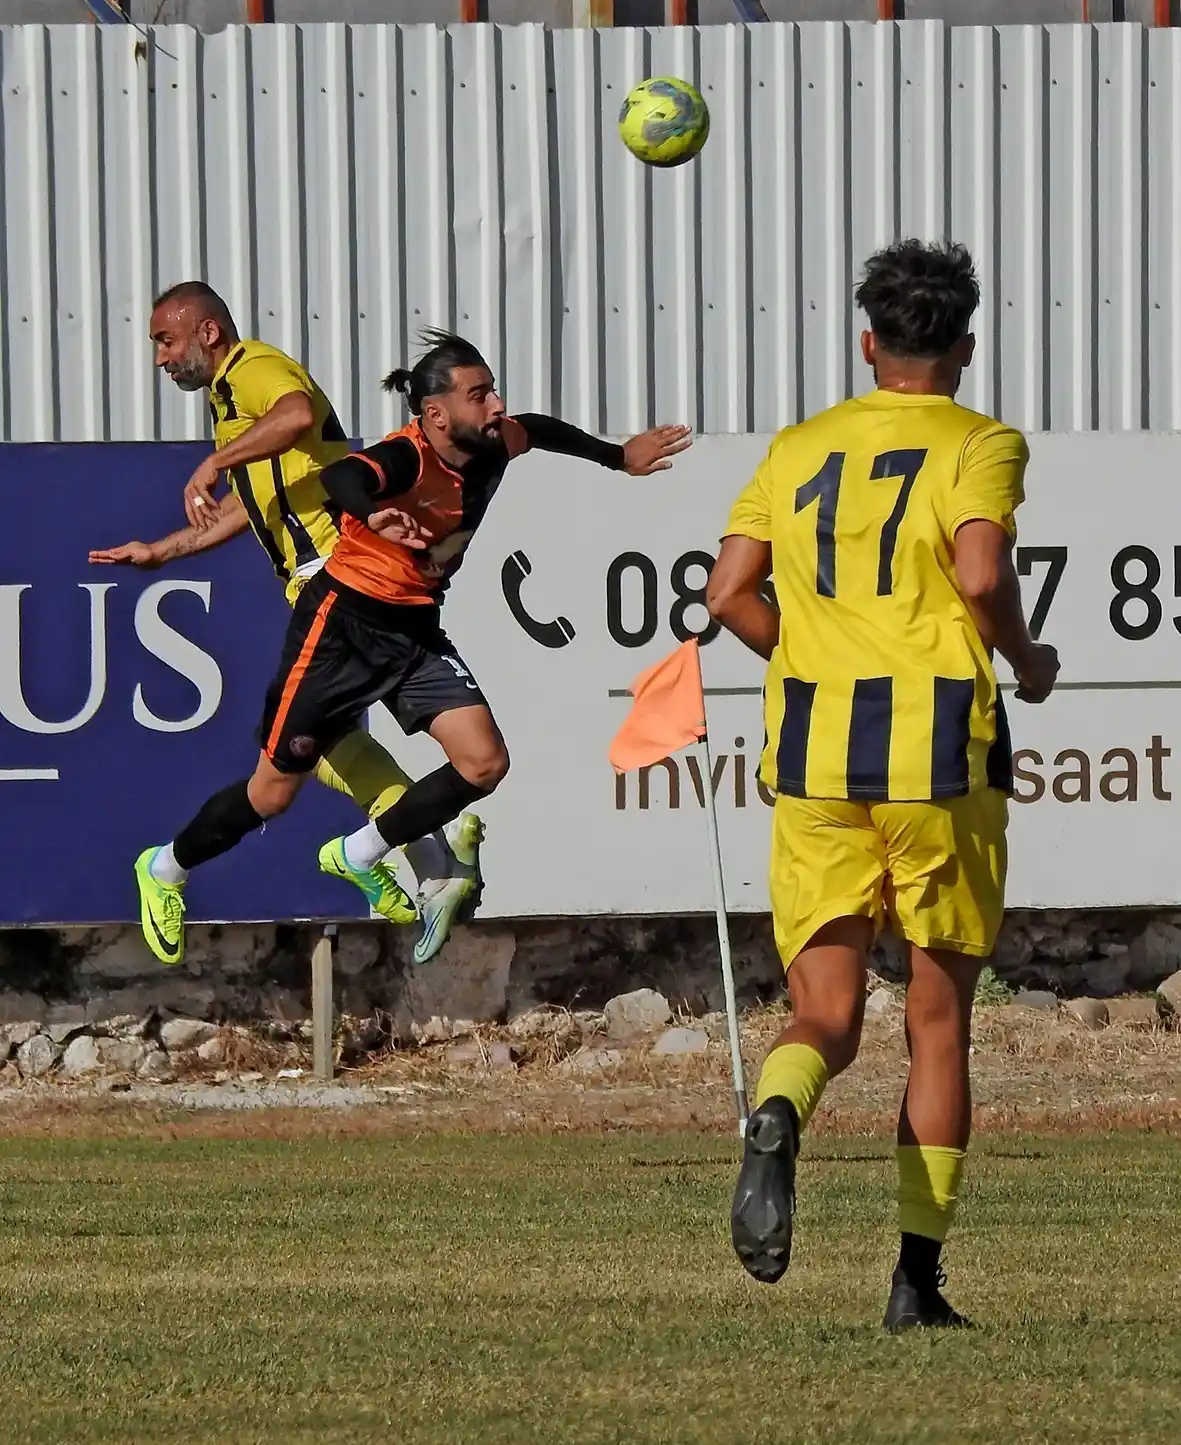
[695,731,748,1136]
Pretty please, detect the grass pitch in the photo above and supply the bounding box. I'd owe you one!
[1,1127,1178,1444]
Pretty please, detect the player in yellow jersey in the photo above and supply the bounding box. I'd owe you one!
[708,241,1059,1330]
[89,282,482,960]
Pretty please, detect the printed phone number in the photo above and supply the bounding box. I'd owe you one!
[601,545,1179,647]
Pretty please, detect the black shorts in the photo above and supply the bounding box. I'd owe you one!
[259,569,489,774]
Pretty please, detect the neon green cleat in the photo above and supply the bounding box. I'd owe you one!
[318,837,417,925]
[413,813,485,966]
[134,847,186,966]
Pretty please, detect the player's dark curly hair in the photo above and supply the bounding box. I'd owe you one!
[382,329,491,414]
[855,240,979,360]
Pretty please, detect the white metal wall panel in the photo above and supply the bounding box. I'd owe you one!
[0,19,1178,442]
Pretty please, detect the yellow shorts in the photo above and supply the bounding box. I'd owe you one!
[284,569,318,607]
[768,789,1008,969]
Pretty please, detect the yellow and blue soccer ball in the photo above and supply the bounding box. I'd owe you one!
[618,76,710,168]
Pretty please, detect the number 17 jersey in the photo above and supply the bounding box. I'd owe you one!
[725,389,1029,803]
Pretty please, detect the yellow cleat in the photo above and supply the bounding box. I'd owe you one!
[317,837,417,925]
[134,848,186,965]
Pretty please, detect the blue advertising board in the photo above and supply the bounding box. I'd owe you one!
[0,444,367,925]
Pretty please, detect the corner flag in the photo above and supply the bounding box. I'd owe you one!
[608,638,749,1133]
[608,638,706,773]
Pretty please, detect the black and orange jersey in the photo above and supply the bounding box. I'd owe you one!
[323,415,623,606]
[210,339,351,581]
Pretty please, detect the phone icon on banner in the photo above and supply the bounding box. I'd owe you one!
[501,550,576,649]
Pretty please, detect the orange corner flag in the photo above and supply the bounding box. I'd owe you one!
[608,638,706,773]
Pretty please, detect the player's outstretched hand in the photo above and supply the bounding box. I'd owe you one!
[1014,642,1059,704]
[622,424,693,476]
[88,541,161,569]
[368,506,431,550]
[184,455,223,530]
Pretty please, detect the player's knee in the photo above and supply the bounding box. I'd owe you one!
[789,949,867,1071]
[461,743,510,794]
[905,988,971,1049]
[790,992,864,1074]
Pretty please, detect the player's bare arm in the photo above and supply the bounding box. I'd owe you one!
[185,390,315,529]
[953,518,1059,703]
[89,492,250,569]
[706,535,778,660]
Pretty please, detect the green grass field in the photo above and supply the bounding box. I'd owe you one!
[1,1127,1179,1444]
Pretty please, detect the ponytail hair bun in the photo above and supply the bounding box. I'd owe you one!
[381,331,490,417]
[382,366,414,394]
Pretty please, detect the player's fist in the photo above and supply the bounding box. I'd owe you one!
[88,541,162,569]
[1014,642,1059,704]
[368,506,431,550]
[621,424,693,476]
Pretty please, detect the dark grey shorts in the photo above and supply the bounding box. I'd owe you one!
[260,570,489,774]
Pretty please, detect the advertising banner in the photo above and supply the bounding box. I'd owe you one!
[0,444,365,924]
[2,432,1177,924]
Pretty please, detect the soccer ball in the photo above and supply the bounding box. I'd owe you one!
[618,77,710,168]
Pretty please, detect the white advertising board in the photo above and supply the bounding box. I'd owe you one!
[368,432,1181,916]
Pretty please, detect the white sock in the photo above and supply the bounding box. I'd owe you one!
[341,820,389,873]
[149,843,189,886]
[405,831,452,887]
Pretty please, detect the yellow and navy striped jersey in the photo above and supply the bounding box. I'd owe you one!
[725,390,1028,803]
[210,339,351,581]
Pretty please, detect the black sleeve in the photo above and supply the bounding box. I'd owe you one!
[320,436,420,523]
[514,414,625,471]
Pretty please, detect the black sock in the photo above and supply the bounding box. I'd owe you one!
[374,763,489,851]
[173,780,266,871]
[895,1232,943,1290]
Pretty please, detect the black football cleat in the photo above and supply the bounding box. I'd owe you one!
[883,1267,973,1333]
[730,1096,799,1283]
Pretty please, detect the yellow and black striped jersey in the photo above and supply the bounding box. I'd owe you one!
[210,339,350,581]
[725,390,1028,802]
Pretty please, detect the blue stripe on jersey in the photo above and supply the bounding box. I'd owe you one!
[931,677,975,797]
[775,677,817,797]
[846,677,893,800]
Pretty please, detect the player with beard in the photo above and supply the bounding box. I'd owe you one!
[103,284,487,962]
[133,330,691,964]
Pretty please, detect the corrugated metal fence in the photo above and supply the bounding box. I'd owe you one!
[0,20,1178,441]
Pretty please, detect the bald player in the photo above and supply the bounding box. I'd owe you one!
[91,283,481,962]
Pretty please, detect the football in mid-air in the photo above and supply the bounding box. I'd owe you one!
[618,77,710,168]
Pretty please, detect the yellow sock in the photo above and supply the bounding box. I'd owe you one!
[316,731,413,817]
[754,1043,829,1130]
[896,1145,966,1243]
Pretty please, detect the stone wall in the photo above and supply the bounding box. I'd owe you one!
[0,909,1177,1038]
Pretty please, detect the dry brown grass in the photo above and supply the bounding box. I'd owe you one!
[0,1085,1177,1145]
[0,1001,1176,1144]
